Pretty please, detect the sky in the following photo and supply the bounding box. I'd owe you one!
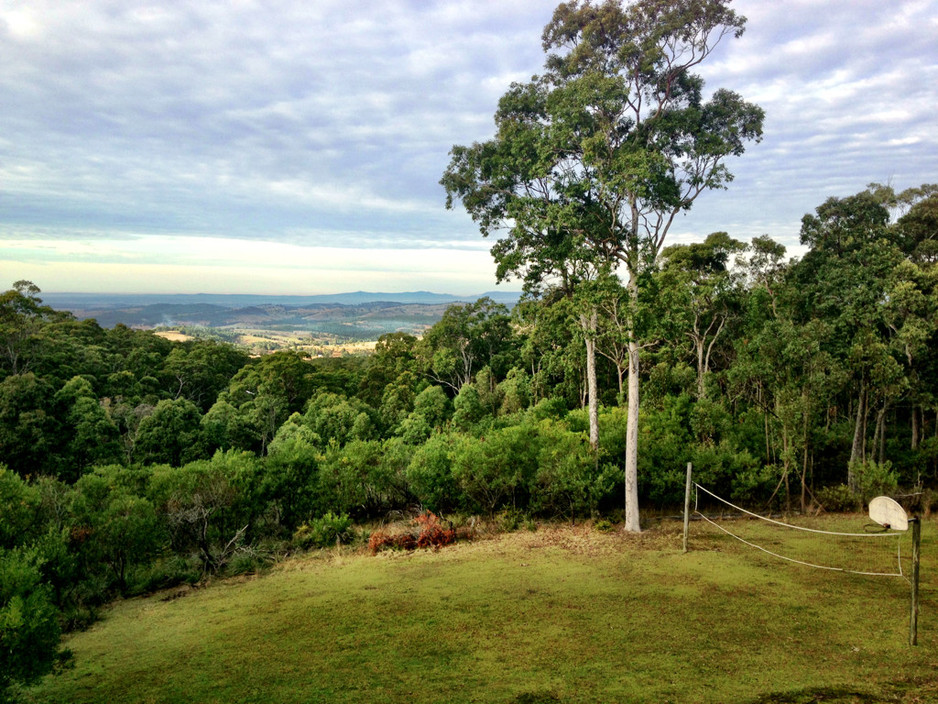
[1,0,936,296]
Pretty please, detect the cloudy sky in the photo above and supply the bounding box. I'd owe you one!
[2,0,936,295]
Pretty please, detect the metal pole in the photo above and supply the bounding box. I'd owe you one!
[910,516,921,647]
[683,462,692,554]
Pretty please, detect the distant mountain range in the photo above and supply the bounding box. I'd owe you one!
[42,290,520,309]
[41,290,522,340]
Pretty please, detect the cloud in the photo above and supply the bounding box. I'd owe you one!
[685,0,938,245]
[0,234,501,295]
[1,0,936,293]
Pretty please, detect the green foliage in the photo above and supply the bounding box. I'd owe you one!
[357,332,417,407]
[0,373,59,477]
[303,391,373,447]
[593,518,614,532]
[417,298,517,393]
[497,368,531,416]
[148,451,260,575]
[293,512,352,550]
[405,432,462,513]
[0,468,41,550]
[398,385,450,444]
[451,423,540,515]
[452,383,486,431]
[636,394,694,504]
[691,443,762,506]
[201,398,256,454]
[377,371,417,432]
[318,440,409,518]
[642,362,695,408]
[262,415,320,530]
[54,377,122,480]
[70,466,162,593]
[728,463,780,505]
[813,484,863,513]
[163,340,250,413]
[135,398,205,466]
[848,460,899,502]
[0,546,61,699]
[531,420,613,518]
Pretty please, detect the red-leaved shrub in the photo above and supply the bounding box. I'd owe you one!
[415,511,455,548]
[369,511,457,554]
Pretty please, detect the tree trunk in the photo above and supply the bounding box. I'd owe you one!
[874,402,887,465]
[848,383,866,492]
[861,394,868,460]
[623,335,641,532]
[764,410,771,464]
[801,400,810,514]
[781,422,791,515]
[911,406,920,450]
[695,337,705,399]
[583,312,599,452]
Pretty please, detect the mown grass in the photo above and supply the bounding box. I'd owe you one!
[26,517,937,704]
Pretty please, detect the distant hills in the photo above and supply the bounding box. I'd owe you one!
[42,290,520,309]
[41,290,522,341]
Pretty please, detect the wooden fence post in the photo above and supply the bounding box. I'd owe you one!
[683,462,692,554]
[910,516,921,646]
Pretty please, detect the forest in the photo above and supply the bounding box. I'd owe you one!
[3,0,937,696]
[1,181,937,697]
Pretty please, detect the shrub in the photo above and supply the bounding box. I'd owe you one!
[318,439,410,518]
[368,512,456,555]
[814,484,862,513]
[367,530,417,554]
[496,507,524,532]
[293,512,352,550]
[414,512,455,548]
[451,424,540,515]
[128,555,201,595]
[850,460,899,502]
[405,432,461,513]
[728,460,778,505]
[594,518,614,532]
[224,547,271,577]
[0,547,62,699]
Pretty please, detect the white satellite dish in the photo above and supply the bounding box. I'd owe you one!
[868,496,909,531]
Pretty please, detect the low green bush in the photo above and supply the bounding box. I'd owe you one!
[814,484,862,513]
[850,460,899,502]
[593,518,614,532]
[293,512,352,550]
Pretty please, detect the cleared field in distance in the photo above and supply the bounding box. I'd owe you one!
[27,518,936,704]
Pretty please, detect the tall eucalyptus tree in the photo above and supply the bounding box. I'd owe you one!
[442,0,763,531]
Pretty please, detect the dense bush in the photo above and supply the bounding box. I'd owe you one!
[0,546,62,700]
[293,512,352,549]
[531,420,615,518]
[850,460,900,502]
[451,423,540,515]
[368,512,456,554]
[405,432,463,513]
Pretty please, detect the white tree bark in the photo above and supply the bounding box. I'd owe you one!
[624,334,641,532]
[582,309,599,451]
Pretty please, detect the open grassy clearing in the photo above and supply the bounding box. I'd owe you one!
[27,518,937,704]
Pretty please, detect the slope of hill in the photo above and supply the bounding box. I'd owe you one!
[41,291,521,341]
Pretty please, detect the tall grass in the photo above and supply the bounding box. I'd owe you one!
[26,518,936,704]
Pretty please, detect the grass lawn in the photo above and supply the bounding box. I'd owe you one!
[26,517,938,704]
